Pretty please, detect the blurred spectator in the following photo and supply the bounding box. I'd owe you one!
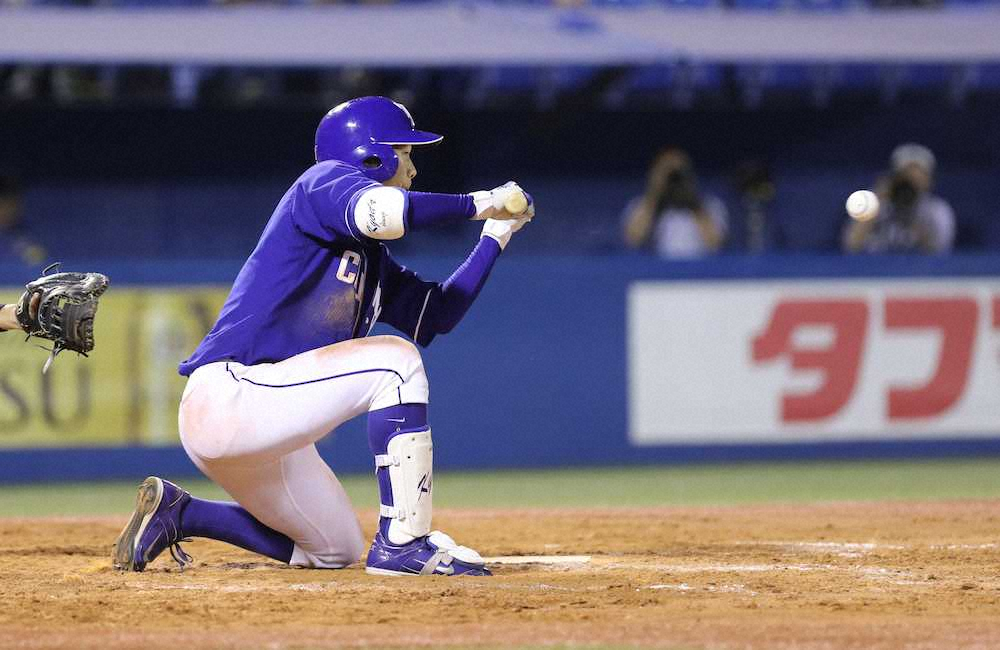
[622,148,727,258]
[842,143,955,254]
[732,159,785,253]
[52,66,114,105]
[0,177,47,266]
[4,65,48,103]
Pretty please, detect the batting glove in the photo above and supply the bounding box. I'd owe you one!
[481,216,530,250]
[470,181,533,221]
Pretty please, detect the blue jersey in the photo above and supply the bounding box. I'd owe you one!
[179,162,437,376]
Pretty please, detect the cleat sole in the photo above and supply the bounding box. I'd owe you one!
[364,566,414,577]
[365,565,491,577]
[111,477,164,572]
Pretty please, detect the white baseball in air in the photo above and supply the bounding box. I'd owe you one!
[846,190,880,222]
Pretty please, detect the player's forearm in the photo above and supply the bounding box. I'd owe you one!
[624,203,654,249]
[405,192,476,230]
[694,210,724,251]
[0,304,18,331]
[424,236,502,335]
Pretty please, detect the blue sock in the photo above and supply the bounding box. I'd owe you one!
[367,403,428,539]
[180,498,295,563]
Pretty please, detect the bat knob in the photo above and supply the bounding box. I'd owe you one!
[504,190,528,215]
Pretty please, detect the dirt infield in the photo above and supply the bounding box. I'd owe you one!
[1,501,998,649]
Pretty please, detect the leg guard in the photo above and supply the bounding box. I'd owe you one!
[375,428,433,542]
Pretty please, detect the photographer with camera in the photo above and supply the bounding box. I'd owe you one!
[843,143,955,254]
[623,148,728,258]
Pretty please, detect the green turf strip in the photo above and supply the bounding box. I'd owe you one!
[1,459,998,518]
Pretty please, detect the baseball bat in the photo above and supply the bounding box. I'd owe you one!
[504,189,528,215]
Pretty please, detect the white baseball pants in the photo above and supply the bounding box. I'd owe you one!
[177,335,430,568]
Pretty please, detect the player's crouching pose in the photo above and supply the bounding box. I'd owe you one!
[112,97,533,577]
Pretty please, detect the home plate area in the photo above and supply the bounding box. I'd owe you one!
[1,502,998,649]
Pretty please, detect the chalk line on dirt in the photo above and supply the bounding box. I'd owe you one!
[483,555,592,565]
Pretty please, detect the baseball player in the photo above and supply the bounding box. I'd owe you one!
[113,96,533,577]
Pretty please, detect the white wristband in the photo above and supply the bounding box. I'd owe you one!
[470,191,493,220]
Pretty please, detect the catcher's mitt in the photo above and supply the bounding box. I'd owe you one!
[16,263,109,372]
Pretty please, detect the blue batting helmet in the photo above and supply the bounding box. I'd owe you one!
[314,96,443,182]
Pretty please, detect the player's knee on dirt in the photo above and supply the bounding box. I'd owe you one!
[368,336,429,410]
[377,428,433,543]
[290,526,366,569]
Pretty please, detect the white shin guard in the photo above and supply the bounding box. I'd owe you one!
[375,428,433,544]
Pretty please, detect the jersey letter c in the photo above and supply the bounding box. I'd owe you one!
[336,250,362,285]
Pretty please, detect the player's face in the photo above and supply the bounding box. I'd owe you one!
[384,145,416,190]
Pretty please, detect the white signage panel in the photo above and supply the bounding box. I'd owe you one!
[628,280,1000,445]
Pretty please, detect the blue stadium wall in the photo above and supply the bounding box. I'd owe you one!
[2,254,1000,483]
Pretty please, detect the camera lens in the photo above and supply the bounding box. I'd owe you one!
[890,175,918,210]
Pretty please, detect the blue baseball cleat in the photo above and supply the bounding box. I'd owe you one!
[112,476,194,572]
[365,530,492,576]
